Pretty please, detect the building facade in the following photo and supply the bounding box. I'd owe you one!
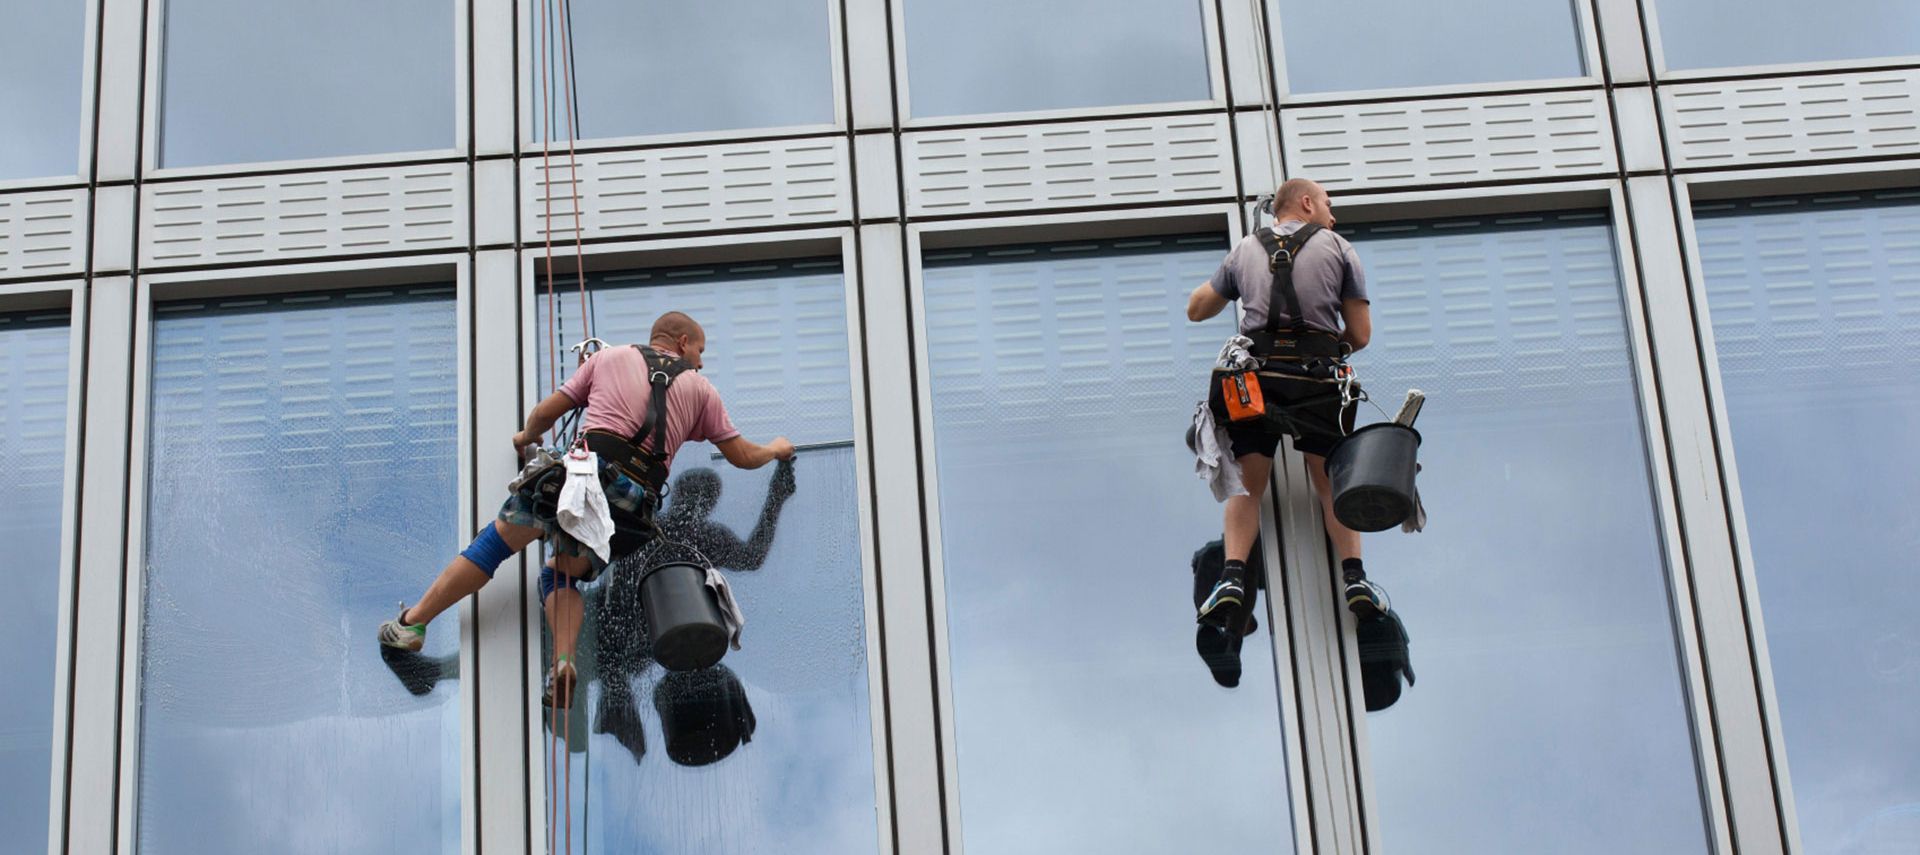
[2,0,1917,853]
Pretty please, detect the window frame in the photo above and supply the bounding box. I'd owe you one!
[1325,181,1727,854]
[0,279,86,855]
[905,203,1310,855]
[1262,0,1604,104]
[1669,161,1920,855]
[1640,0,1920,80]
[889,0,1228,127]
[141,0,472,178]
[0,1,100,192]
[513,227,896,855]
[513,0,850,153]
[111,255,477,855]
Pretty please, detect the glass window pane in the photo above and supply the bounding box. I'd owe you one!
[1654,0,1920,71]
[923,236,1297,853]
[0,1,85,180]
[526,0,835,142]
[140,289,460,854]
[901,0,1212,118]
[539,262,881,854]
[1694,192,1920,855]
[1346,214,1708,853]
[159,0,455,168]
[0,313,69,855]
[1274,0,1584,93]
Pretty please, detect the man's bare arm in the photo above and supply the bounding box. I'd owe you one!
[714,435,796,470]
[1339,299,1371,352]
[1188,282,1230,322]
[511,390,578,452]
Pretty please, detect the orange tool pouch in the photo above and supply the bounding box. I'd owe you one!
[1214,369,1266,423]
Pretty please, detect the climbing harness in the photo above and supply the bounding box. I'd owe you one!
[580,346,695,499]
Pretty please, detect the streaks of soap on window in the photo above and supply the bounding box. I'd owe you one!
[0,314,70,855]
[921,235,1300,854]
[139,288,460,855]
[539,262,880,854]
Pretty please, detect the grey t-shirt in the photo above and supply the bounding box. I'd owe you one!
[1209,220,1368,336]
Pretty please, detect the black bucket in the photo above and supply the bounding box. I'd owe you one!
[1325,423,1422,532]
[639,560,730,672]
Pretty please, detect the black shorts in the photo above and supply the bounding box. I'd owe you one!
[1222,374,1356,459]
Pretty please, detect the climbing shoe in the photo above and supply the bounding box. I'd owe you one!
[543,658,578,710]
[1197,575,1246,628]
[1344,579,1387,619]
[377,605,426,652]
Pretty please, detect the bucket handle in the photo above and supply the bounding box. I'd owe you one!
[634,536,716,574]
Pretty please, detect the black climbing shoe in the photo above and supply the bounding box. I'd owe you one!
[1344,579,1386,619]
[1197,575,1246,628]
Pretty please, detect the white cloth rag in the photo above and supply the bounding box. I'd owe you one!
[1401,466,1427,533]
[703,566,747,650]
[1188,401,1246,502]
[556,450,615,563]
[1216,334,1261,372]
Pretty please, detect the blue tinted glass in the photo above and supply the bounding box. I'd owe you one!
[1274,0,1584,93]
[1694,192,1920,854]
[160,0,455,167]
[540,263,880,854]
[526,0,835,141]
[1654,0,1920,70]
[1344,214,1707,853]
[0,314,69,855]
[140,289,460,854]
[0,2,85,180]
[901,0,1212,117]
[922,236,1297,853]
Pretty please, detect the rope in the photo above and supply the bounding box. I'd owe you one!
[1243,0,1284,221]
[556,0,591,346]
[535,0,591,850]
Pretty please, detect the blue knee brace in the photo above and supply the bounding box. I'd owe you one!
[459,524,514,578]
[538,563,580,604]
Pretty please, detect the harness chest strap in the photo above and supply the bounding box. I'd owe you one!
[1254,222,1324,336]
[587,345,693,494]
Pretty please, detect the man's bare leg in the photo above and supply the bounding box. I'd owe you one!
[1303,454,1361,562]
[543,553,592,709]
[1224,453,1273,564]
[1305,453,1380,615]
[1203,453,1274,626]
[403,519,545,626]
[546,554,592,662]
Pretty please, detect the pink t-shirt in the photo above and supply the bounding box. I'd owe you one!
[557,345,741,471]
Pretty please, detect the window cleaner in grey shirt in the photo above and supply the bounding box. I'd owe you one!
[1186,178,1385,623]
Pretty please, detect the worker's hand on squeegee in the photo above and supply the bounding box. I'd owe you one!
[769,437,796,462]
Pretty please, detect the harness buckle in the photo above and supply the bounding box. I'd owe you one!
[1268,248,1294,272]
[650,370,671,385]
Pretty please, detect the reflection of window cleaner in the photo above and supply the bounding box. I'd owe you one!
[1186,178,1389,624]
[587,461,796,765]
[375,312,796,712]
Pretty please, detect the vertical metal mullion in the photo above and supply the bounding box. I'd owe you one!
[1623,174,1790,855]
[473,249,527,854]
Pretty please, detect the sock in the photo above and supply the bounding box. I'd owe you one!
[1222,559,1247,586]
[1341,557,1366,585]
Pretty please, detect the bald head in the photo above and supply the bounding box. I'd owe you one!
[1273,178,1335,228]
[649,311,708,367]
